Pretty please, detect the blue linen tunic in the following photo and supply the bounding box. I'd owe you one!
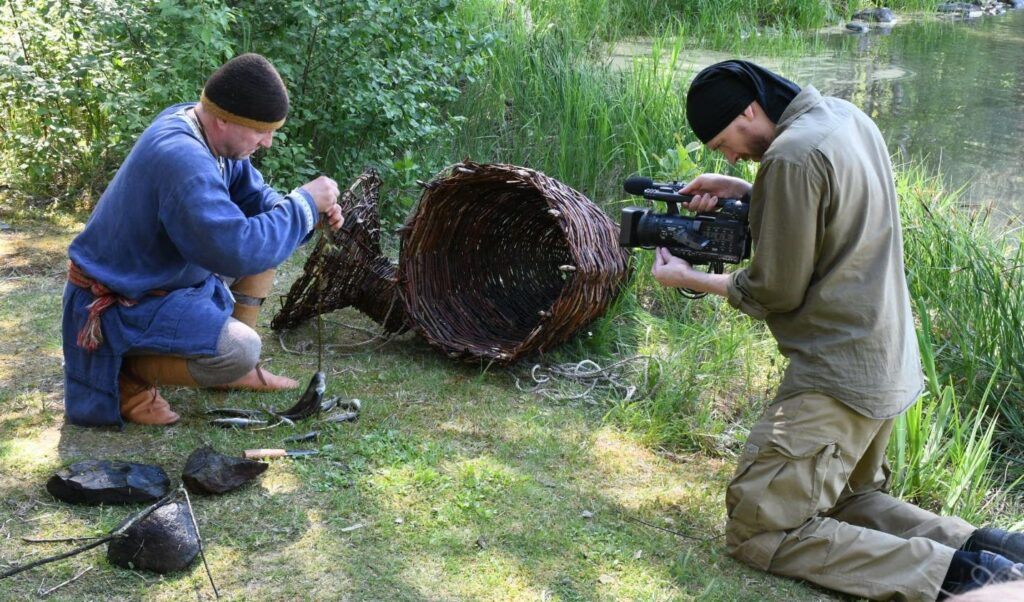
[62,103,318,427]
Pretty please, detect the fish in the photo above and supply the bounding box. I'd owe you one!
[209,417,269,429]
[338,398,362,412]
[273,371,326,420]
[205,408,262,418]
[284,430,321,443]
[325,411,359,424]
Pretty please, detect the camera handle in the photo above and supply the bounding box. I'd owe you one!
[642,189,750,221]
[651,188,745,299]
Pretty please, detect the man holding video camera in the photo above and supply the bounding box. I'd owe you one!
[650,59,1024,600]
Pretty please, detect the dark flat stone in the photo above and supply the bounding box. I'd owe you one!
[46,460,170,505]
[181,445,268,495]
[106,501,199,573]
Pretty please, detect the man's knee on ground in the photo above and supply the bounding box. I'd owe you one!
[725,438,843,569]
[728,440,840,530]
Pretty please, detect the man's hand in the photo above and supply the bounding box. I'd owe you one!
[652,247,698,289]
[301,175,344,231]
[321,202,344,231]
[651,247,730,298]
[680,174,752,213]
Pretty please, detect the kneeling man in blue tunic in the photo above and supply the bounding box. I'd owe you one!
[62,53,344,427]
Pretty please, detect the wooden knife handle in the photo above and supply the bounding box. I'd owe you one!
[243,448,286,459]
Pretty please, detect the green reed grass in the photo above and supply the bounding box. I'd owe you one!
[899,165,1024,446]
[433,20,692,200]
[440,1,1024,457]
[889,299,1014,523]
[436,0,838,209]
[436,2,1024,513]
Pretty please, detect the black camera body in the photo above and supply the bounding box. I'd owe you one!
[619,177,751,273]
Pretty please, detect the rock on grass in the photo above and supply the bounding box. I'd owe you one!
[46,460,170,505]
[106,501,199,573]
[181,445,268,495]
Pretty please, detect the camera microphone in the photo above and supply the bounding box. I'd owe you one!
[623,175,749,216]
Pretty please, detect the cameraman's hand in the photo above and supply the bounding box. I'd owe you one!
[652,247,730,298]
[680,174,751,213]
[301,175,344,231]
[652,247,698,289]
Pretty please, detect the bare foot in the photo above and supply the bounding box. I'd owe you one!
[222,365,300,391]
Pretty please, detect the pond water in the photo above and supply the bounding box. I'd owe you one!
[617,11,1024,218]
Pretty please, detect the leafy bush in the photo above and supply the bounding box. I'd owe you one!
[239,0,487,175]
[0,0,487,212]
[0,0,234,203]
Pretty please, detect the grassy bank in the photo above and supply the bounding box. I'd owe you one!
[1,167,1019,601]
[4,0,1024,598]
[1,221,842,601]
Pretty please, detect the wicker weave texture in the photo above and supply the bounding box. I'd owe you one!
[273,162,629,364]
[397,162,629,363]
[271,170,408,333]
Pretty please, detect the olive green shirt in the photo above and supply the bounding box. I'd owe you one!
[726,86,923,419]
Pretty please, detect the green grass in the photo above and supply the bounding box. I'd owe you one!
[4,1,1024,599]
[0,219,845,601]
[4,158,1023,599]
[889,307,1020,525]
[899,166,1024,450]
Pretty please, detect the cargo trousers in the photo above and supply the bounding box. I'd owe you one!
[725,392,977,601]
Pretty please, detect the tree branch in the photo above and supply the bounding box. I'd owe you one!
[0,491,179,580]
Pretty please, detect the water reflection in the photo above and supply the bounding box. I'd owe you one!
[787,12,1024,218]
[615,11,1024,217]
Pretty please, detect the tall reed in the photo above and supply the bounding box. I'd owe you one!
[887,299,1013,523]
[899,165,1024,446]
[431,18,694,201]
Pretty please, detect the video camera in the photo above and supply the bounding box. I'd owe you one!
[618,176,751,275]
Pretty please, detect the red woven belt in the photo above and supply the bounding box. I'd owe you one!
[66,261,166,352]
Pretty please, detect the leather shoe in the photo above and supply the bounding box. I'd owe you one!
[119,384,180,425]
[218,364,299,391]
[963,528,1024,564]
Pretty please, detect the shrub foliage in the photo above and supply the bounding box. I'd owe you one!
[0,0,485,204]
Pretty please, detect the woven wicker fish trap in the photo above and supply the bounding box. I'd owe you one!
[270,170,408,334]
[273,162,630,364]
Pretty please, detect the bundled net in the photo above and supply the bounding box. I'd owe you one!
[273,162,630,364]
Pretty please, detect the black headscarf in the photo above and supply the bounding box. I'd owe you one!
[685,60,801,143]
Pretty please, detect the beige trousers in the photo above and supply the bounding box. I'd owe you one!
[726,392,976,601]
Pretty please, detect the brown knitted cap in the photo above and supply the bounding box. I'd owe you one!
[200,53,289,131]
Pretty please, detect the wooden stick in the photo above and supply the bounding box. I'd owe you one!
[0,492,177,580]
[181,487,219,599]
[22,536,105,544]
[38,566,91,597]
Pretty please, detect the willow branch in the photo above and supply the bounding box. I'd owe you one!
[0,491,178,580]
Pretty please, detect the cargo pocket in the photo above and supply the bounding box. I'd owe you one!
[727,438,839,537]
